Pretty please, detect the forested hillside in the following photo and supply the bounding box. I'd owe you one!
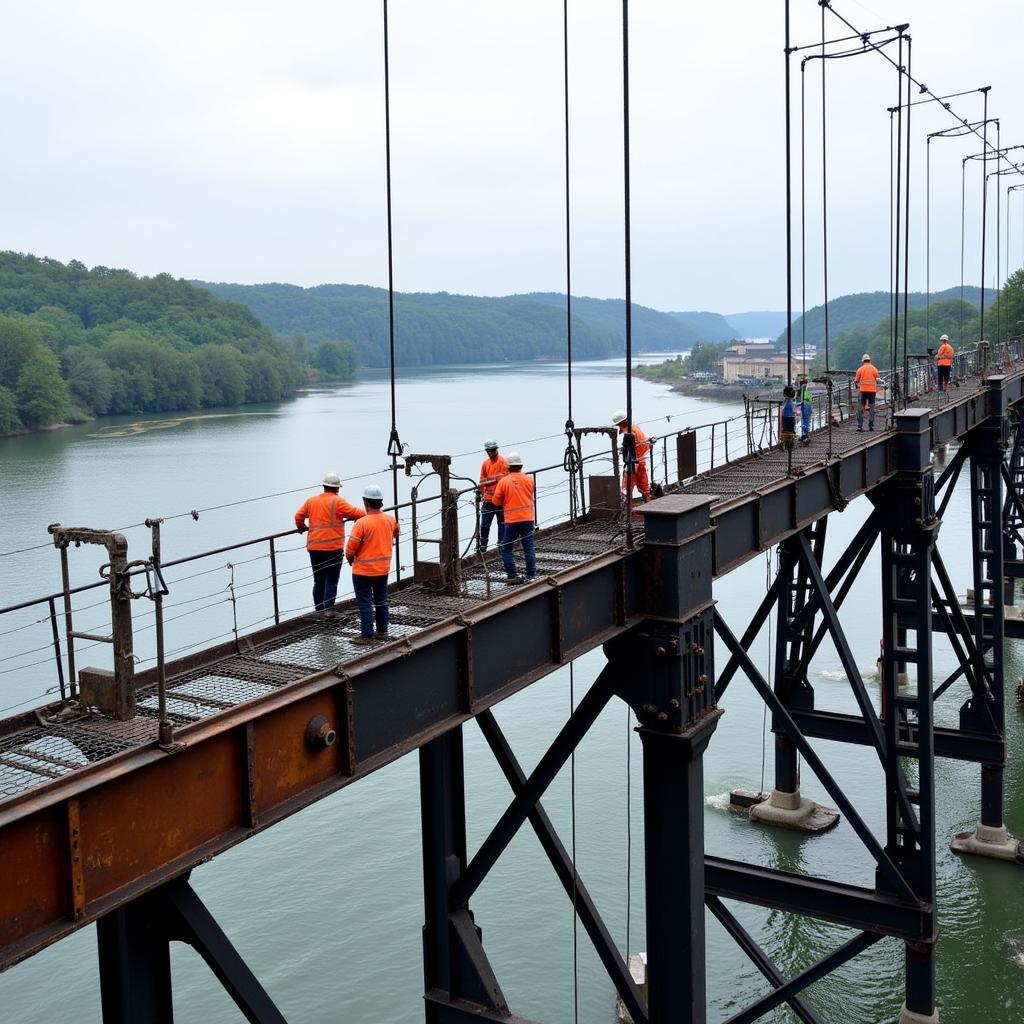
[0,253,325,434]
[779,286,987,349]
[200,282,697,367]
[826,271,1024,371]
[666,310,737,343]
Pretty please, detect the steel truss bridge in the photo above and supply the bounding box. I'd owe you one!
[2,343,1024,1023]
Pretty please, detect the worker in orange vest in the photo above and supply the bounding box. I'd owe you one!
[491,452,536,583]
[478,439,509,552]
[936,334,954,392]
[295,472,365,612]
[854,353,880,431]
[612,409,652,502]
[345,484,400,644]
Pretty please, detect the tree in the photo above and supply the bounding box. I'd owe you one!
[313,339,358,377]
[0,315,45,389]
[193,344,247,407]
[0,384,20,432]
[15,347,69,426]
[63,346,113,415]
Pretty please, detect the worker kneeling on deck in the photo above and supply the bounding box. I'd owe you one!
[346,485,400,645]
[936,334,954,392]
[491,453,536,583]
[478,439,509,552]
[854,353,880,432]
[295,472,365,612]
[611,409,652,502]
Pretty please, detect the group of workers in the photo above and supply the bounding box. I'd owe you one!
[294,409,660,624]
[782,334,958,446]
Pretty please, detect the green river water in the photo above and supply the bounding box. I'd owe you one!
[0,357,1021,1023]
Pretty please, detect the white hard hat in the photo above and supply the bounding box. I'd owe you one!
[362,484,383,501]
[940,334,949,342]
[323,472,342,487]
[484,439,498,450]
[506,452,523,467]
[862,353,871,362]
[611,409,627,425]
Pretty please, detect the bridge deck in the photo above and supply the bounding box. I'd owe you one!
[0,378,996,805]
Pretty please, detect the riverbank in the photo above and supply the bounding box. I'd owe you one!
[636,370,782,403]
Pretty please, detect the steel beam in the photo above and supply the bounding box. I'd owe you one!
[97,877,285,1024]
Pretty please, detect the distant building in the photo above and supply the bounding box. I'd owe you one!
[719,340,810,382]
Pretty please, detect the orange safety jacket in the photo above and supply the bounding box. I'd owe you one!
[294,492,365,551]
[854,363,880,394]
[345,511,400,576]
[620,424,651,460]
[491,471,535,524]
[478,455,509,501]
[936,342,954,367]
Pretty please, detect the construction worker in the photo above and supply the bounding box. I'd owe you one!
[854,353,880,431]
[345,484,400,644]
[295,472,365,612]
[478,440,509,552]
[491,452,536,583]
[611,409,652,502]
[780,385,797,450]
[936,334,954,392]
[799,381,813,445]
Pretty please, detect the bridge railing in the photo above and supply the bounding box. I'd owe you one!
[2,340,1022,721]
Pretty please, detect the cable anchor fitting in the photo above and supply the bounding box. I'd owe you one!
[387,427,403,458]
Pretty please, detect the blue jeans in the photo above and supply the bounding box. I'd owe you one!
[480,500,505,550]
[308,549,343,611]
[856,391,876,429]
[352,574,389,637]
[500,521,536,579]
[801,402,812,437]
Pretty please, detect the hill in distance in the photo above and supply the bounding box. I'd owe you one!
[666,310,737,343]
[726,310,790,339]
[778,286,989,348]
[199,282,707,368]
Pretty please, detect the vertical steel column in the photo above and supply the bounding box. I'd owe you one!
[97,900,174,1024]
[877,410,939,1024]
[771,521,825,799]
[419,727,518,1021]
[1001,410,1024,603]
[636,494,722,1024]
[970,379,1006,831]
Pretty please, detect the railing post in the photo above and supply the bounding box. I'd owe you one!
[268,537,280,626]
[47,596,66,701]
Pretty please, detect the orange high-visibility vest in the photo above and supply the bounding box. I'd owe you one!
[492,472,535,523]
[345,511,400,576]
[294,492,365,551]
[855,363,880,394]
[936,342,954,367]
[478,455,509,501]
[624,425,651,460]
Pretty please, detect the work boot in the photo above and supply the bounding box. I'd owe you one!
[351,636,375,646]
[504,576,523,585]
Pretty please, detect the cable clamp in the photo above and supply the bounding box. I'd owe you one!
[387,427,403,458]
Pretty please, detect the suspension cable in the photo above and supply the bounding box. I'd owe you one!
[784,0,794,478]
[961,158,967,344]
[621,0,635,547]
[562,0,580,522]
[819,6,833,459]
[901,36,913,403]
[382,0,403,579]
[892,31,904,411]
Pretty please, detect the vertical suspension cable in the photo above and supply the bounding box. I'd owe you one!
[785,0,794,475]
[819,4,832,459]
[901,37,912,403]
[890,110,895,364]
[996,124,1002,344]
[562,0,581,523]
[892,32,904,408]
[800,59,807,374]
[621,0,635,548]
[960,158,967,344]
[382,0,403,579]
[980,87,990,342]
[926,137,931,354]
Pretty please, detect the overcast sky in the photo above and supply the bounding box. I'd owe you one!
[1,1,1021,313]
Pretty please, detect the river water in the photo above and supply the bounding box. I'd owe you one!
[0,358,1021,1023]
